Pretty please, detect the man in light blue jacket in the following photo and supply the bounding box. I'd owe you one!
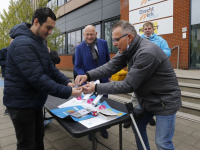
[141,21,171,57]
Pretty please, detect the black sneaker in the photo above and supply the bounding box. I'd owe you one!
[123,121,131,128]
[4,109,9,115]
[101,130,108,139]
[149,118,156,126]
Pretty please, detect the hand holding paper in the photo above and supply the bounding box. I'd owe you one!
[71,87,83,98]
[67,82,75,87]
[82,82,95,94]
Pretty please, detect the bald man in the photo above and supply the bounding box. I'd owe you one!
[74,25,110,141]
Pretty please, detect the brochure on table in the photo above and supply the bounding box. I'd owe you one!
[51,80,126,127]
[79,101,126,128]
[50,105,94,122]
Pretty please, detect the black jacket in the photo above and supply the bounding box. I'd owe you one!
[0,47,7,77]
[50,49,60,65]
[4,22,72,108]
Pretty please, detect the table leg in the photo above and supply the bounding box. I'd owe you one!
[119,123,122,150]
[92,132,95,150]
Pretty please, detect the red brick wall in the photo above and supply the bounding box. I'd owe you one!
[121,0,190,69]
[56,55,74,71]
[56,53,117,70]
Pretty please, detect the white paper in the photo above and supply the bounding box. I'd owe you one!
[92,94,103,106]
[79,115,111,128]
[58,97,83,108]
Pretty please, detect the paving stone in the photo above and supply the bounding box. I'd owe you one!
[0,114,8,120]
[45,123,59,134]
[109,139,137,150]
[0,115,10,122]
[172,138,181,147]
[0,128,15,138]
[52,119,60,126]
[189,122,200,130]
[194,139,200,149]
[121,128,136,143]
[46,148,56,150]
[147,124,156,130]
[149,140,157,150]
[57,125,67,134]
[68,145,84,150]
[181,134,199,146]
[73,135,93,149]
[51,137,77,150]
[175,124,196,134]
[44,138,53,150]
[192,129,200,139]
[176,117,192,126]
[147,128,156,141]
[0,106,5,111]
[45,130,67,142]
[0,122,13,130]
[86,143,112,150]
[107,124,126,136]
[173,131,189,142]
[0,135,17,147]
[1,143,16,150]
[95,132,119,147]
[175,142,199,150]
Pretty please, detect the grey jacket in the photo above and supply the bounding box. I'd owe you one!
[87,34,181,116]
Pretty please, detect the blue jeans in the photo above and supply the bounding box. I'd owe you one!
[132,105,176,150]
[7,107,44,150]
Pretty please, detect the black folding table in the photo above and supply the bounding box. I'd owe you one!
[44,95,130,150]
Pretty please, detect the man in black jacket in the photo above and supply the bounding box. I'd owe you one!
[4,7,82,150]
[44,39,61,65]
[0,39,13,115]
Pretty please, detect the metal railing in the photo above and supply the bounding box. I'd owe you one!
[171,45,180,69]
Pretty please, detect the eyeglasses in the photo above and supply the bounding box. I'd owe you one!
[112,34,128,43]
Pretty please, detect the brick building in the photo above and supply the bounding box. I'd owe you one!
[45,0,199,70]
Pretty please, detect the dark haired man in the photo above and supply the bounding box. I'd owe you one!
[4,7,82,150]
[76,20,181,150]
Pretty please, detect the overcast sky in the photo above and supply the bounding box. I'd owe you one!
[0,1,10,15]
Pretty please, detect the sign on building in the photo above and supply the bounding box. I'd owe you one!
[129,0,173,35]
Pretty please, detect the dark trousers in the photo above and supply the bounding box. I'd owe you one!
[7,107,44,150]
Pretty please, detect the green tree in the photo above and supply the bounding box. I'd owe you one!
[0,0,63,52]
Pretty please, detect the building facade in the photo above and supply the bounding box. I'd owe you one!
[45,0,199,70]
[46,0,120,70]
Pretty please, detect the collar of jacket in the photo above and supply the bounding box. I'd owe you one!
[10,22,44,44]
[121,34,143,60]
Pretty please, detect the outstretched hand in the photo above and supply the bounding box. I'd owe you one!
[67,82,75,87]
[75,75,88,86]
[82,82,95,94]
[71,87,82,98]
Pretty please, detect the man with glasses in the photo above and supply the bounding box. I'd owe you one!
[124,21,171,128]
[74,25,111,141]
[75,20,181,150]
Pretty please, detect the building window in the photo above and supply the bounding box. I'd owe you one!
[105,19,119,53]
[94,24,101,39]
[68,29,82,54]
[57,34,65,55]
[58,0,65,6]
[190,0,200,68]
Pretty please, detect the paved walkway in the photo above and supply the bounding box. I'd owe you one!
[0,72,200,150]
